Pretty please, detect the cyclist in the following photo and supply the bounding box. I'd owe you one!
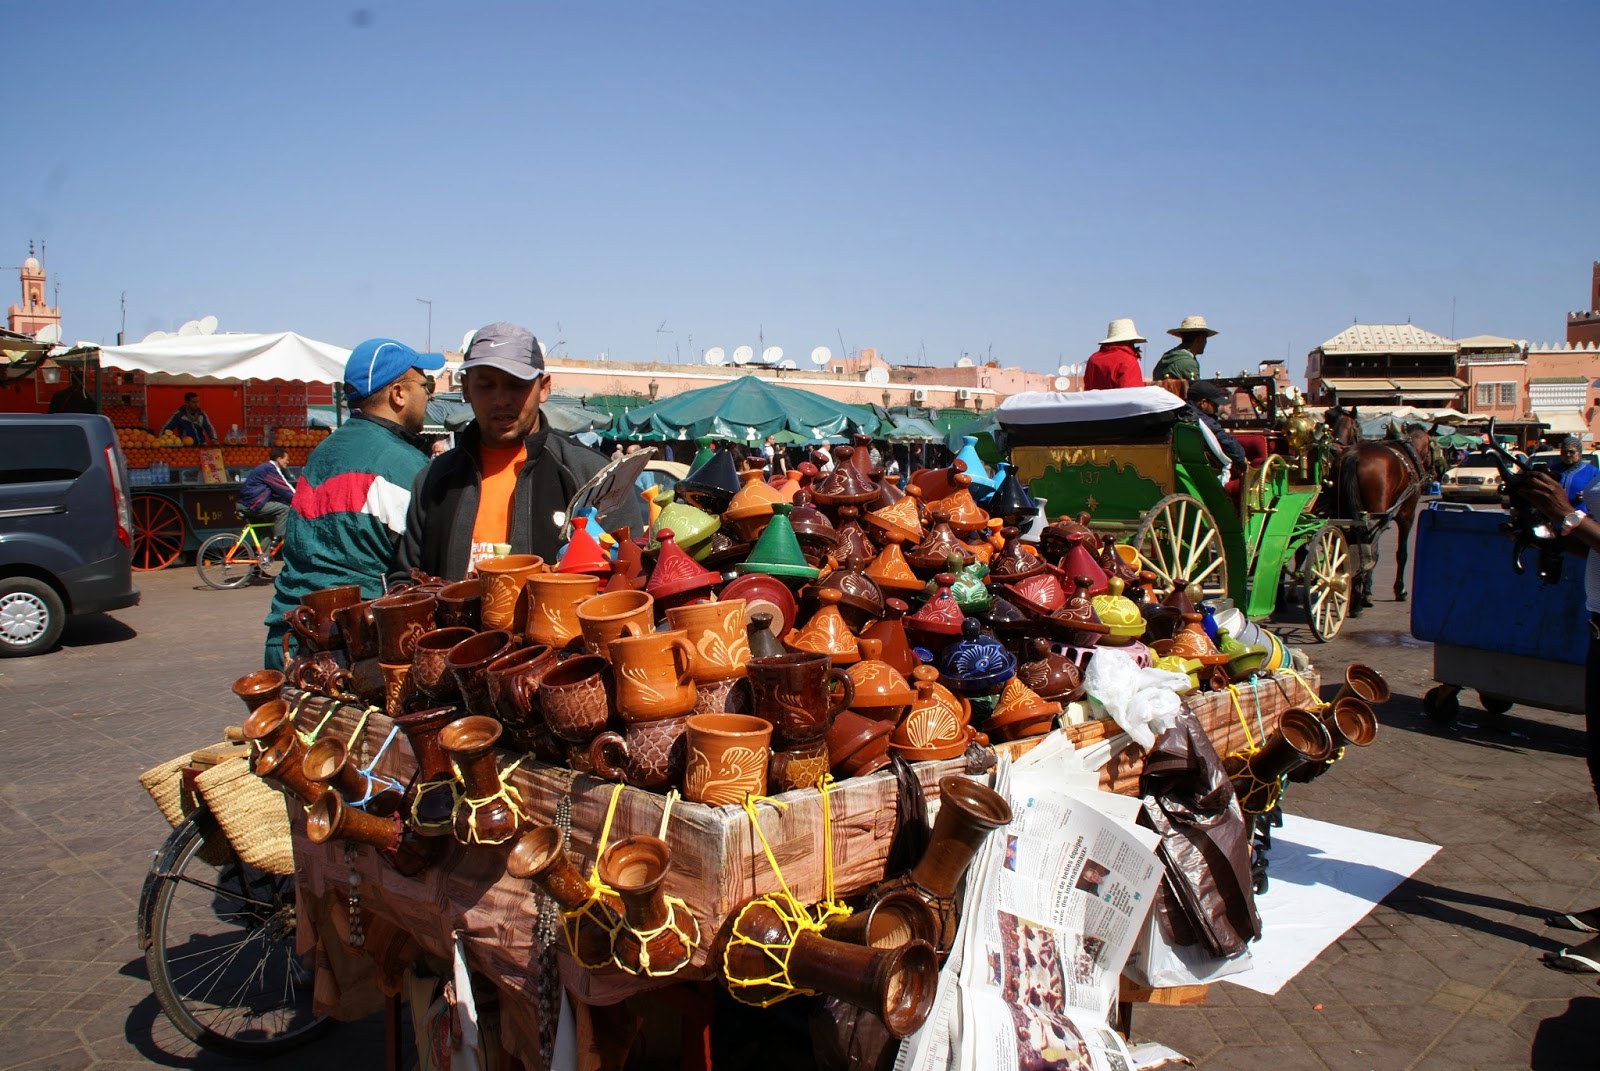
[239,446,295,561]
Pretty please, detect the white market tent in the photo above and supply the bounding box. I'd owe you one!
[95,332,350,384]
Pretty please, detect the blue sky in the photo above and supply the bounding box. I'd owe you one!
[6,2,1597,383]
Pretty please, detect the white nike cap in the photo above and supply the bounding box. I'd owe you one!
[461,322,546,379]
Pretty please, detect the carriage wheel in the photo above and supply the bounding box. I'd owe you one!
[1129,493,1229,604]
[1303,524,1351,642]
[130,493,187,571]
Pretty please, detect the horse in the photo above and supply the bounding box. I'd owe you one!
[1321,406,1429,609]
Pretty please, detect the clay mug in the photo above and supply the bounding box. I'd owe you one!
[231,669,284,714]
[577,589,656,663]
[409,627,476,703]
[289,585,362,652]
[683,713,772,806]
[609,628,698,722]
[588,716,691,791]
[665,598,751,683]
[537,654,615,745]
[287,650,353,698]
[523,573,601,650]
[331,599,379,662]
[476,554,545,632]
[445,630,518,720]
[767,737,831,793]
[379,661,414,717]
[1333,663,1391,708]
[371,590,439,665]
[485,645,560,755]
[745,652,855,746]
[434,579,485,631]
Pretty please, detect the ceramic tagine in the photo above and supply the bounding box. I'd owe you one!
[831,506,880,569]
[785,492,839,568]
[677,449,742,516]
[928,472,991,539]
[933,617,1018,698]
[736,503,821,582]
[646,529,720,612]
[982,595,1035,652]
[1037,512,1095,564]
[722,465,786,542]
[1016,638,1085,703]
[858,598,919,678]
[865,542,926,596]
[988,527,1043,584]
[952,435,998,499]
[604,528,648,592]
[891,673,977,763]
[864,491,925,546]
[808,563,885,631]
[557,516,612,577]
[811,448,880,509]
[846,639,916,721]
[904,573,967,653]
[1091,578,1146,646]
[1049,576,1111,648]
[927,554,991,615]
[1153,613,1232,669]
[785,588,860,665]
[1059,532,1109,596]
[650,499,720,558]
[984,676,1061,744]
[982,463,1036,527]
[907,511,976,575]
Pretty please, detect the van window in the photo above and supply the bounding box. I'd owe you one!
[0,425,92,484]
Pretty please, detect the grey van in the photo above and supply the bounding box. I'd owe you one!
[0,414,140,655]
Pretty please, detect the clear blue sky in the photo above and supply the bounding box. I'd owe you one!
[6,2,1597,383]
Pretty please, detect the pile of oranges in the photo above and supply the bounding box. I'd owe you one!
[105,405,144,428]
[115,426,329,474]
[274,427,329,448]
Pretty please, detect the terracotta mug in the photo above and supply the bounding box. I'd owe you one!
[301,584,364,616]
[577,589,656,662]
[287,649,352,697]
[588,716,691,791]
[477,554,545,632]
[284,605,341,654]
[665,598,751,683]
[380,661,414,717]
[485,645,559,754]
[410,627,476,703]
[231,669,284,714]
[746,652,855,746]
[537,654,615,745]
[434,579,485,631]
[609,628,698,722]
[768,737,831,793]
[683,713,772,806]
[445,630,518,720]
[371,590,439,665]
[523,573,601,650]
[331,599,379,662]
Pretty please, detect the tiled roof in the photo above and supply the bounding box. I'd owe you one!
[1318,324,1458,354]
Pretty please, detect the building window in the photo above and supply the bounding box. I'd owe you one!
[1498,382,1516,406]
[1476,383,1493,406]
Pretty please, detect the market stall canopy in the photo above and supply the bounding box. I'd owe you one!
[883,415,943,442]
[424,393,614,435]
[95,332,350,385]
[621,376,881,442]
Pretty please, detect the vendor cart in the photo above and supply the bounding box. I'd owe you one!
[1409,501,1587,721]
[1000,386,1351,639]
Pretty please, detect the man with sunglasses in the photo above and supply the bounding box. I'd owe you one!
[262,338,443,669]
[396,322,614,579]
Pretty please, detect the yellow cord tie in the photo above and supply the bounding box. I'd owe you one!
[1282,667,1327,711]
[616,897,700,978]
[297,696,338,745]
[449,751,529,847]
[1226,686,1257,753]
[815,774,851,924]
[1223,751,1281,815]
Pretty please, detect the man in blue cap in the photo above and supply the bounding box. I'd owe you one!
[262,338,443,669]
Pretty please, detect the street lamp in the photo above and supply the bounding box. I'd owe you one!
[416,298,432,352]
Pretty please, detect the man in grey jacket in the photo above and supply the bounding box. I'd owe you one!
[395,322,615,581]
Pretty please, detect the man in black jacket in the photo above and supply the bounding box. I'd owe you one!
[1185,379,1248,483]
[395,322,614,581]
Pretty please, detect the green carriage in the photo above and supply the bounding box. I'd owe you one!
[999,382,1351,640]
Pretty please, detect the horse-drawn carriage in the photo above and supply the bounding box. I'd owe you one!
[998,384,1354,639]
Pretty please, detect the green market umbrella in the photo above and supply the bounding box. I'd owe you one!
[623,377,883,443]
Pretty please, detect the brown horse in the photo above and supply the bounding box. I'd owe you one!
[1322,407,1428,609]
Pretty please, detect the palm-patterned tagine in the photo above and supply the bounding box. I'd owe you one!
[785,588,860,665]
[985,676,1061,743]
[866,542,926,595]
[864,489,924,545]
[736,503,820,581]
[846,638,916,720]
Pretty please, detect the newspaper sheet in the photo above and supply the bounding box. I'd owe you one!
[899,760,1165,1071]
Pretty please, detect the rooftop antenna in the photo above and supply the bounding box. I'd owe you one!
[119,291,126,345]
[655,320,672,362]
[836,327,848,363]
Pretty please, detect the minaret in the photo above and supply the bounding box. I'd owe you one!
[7,241,62,337]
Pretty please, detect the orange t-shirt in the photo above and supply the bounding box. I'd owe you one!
[469,444,527,573]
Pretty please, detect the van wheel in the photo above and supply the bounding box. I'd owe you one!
[0,578,65,657]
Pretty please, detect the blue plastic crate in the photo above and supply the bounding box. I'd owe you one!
[1410,503,1587,666]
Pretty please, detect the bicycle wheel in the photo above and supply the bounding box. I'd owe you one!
[196,533,255,590]
[139,813,332,1056]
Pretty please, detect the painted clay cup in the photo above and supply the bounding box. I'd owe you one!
[379,661,414,717]
[522,573,600,650]
[409,627,476,702]
[683,713,772,806]
[331,599,379,662]
[609,628,698,722]
[745,652,855,746]
[477,554,545,632]
[444,629,518,720]
[485,645,560,754]
[231,669,284,714]
[665,598,751,683]
[692,676,751,715]
[588,716,691,791]
[537,654,615,745]
[577,589,656,663]
[371,590,439,665]
[767,737,831,793]
[434,579,485,631]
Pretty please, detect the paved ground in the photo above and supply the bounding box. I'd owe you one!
[1,513,1597,1069]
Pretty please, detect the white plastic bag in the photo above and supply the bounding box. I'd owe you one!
[1081,646,1192,751]
[1122,910,1254,989]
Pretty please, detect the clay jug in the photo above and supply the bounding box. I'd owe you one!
[1334,663,1391,707]
[744,611,786,661]
[596,836,699,976]
[507,826,619,969]
[439,716,525,846]
[246,701,323,805]
[683,713,772,805]
[1228,709,1334,813]
[301,737,403,814]
[370,590,439,665]
[477,554,545,632]
[746,651,855,746]
[232,669,284,714]
[523,572,601,651]
[395,705,461,836]
[821,888,940,950]
[724,896,938,1039]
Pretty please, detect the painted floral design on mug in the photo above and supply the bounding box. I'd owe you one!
[685,745,766,806]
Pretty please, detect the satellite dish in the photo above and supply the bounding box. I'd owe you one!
[810,346,831,366]
[733,345,754,366]
[34,323,61,344]
[1057,364,1072,377]
[778,359,797,370]
[178,320,202,336]
[198,315,219,335]
[142,330,170,342]
[956,356,974,368]
[704,347,726,366]
[1052,376,1072,391]
[864,367,890,386]
[762,346,783,365]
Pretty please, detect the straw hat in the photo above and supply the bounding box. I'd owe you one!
[1099,319,1146,345]
[1168,315,1218,339]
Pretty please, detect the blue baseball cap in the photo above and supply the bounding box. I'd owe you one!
[343,338,446,402]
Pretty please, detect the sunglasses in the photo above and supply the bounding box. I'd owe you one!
[408,370,436,394]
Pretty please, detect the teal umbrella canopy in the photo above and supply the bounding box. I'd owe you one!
[424,393,613,435]
[623,377,883,442]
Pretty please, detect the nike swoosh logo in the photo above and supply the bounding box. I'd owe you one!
[485,341,510,348]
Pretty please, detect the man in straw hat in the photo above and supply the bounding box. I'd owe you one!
[1082,318,1146,390]
[1151,315,1218,383]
